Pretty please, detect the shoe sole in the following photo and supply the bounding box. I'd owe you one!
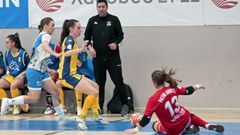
[185,125,200,133]
[208,125,224,132]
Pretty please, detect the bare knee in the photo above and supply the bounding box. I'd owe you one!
[56,80,62,88]
[10,84,17,90]
[56,80,61,86]
[10,80,23,90]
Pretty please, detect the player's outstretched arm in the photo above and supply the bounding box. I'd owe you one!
[185,84,205,95]
[193,84,205,90]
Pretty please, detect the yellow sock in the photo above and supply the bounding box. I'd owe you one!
[75,91,82,108]
[79,95,96,119]
[10,88,19,98]
[92,97,99,117]
[58,88,65,108]
[0,88,7,99]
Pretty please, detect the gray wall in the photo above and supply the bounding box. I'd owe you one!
[1,25,240,109]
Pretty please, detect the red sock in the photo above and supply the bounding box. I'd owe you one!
[190,113,208,128]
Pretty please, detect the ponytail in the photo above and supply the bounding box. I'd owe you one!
[60,19,78,45]
[151,67,178,88]
[6,33,24,50]
[38,17,53,32]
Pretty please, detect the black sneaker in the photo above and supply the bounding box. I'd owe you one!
[121,104,129,117]
[184,125,200,134]
[208,124,224,132]
[43,105,54,115]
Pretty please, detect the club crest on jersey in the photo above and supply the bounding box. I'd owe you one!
[106,21,111,26]
[9,61,19,71]
[67,44,72,50]
[18,57,21,62]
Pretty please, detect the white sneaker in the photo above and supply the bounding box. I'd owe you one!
[77,107,82,116]
[43,106,54,115]
[75,117,88,130]
[56,114,71,126]
[1,98,11,115]
[13,105,20,115]
[54,108,67,116]
[95,116,109,125]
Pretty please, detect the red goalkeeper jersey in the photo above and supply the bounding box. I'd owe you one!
[144,86,191,134]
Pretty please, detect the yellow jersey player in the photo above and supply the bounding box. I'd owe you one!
[58,19,108,130]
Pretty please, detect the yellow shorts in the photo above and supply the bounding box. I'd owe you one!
[2,75,15,84]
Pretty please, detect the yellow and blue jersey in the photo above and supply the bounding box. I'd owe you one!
[59,35,78,79]
[5,49,30,77]
[47,42,60,70]
[58,35,83,89]
[0,51,6,77]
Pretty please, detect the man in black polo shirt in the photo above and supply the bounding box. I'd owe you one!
[84,0,129,116]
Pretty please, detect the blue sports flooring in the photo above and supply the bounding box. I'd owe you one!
[0,119,239,134]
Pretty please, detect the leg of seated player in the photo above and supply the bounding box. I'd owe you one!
[10,78,24,115]
[0,75,18,114]
[190,113,224,132]
[0,78,9,99]
[11,75,30,113]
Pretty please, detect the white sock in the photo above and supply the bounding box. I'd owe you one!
[54,104,64,115]
[8,96,24,105]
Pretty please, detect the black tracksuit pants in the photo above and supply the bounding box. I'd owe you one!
[93,55,127,109]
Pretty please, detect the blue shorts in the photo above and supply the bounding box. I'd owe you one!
[61,74,82,89]
[26,68,51,90]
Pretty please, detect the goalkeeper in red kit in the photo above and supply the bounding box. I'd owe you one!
[125,68,224,135]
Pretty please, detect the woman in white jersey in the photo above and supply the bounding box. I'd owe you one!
[1,17,65,122]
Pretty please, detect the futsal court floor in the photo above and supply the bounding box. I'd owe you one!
[0,109,239,135]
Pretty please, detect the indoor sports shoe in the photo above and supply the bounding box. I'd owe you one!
[1,98,11,116]
[13,105,20,115]
[43,105,54,115]
[184,125,200,133]
[95,116,109,125]
[75,117,88,130]
[208,124,224,132]
[56,114,71,126]
[54,108,67,116]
